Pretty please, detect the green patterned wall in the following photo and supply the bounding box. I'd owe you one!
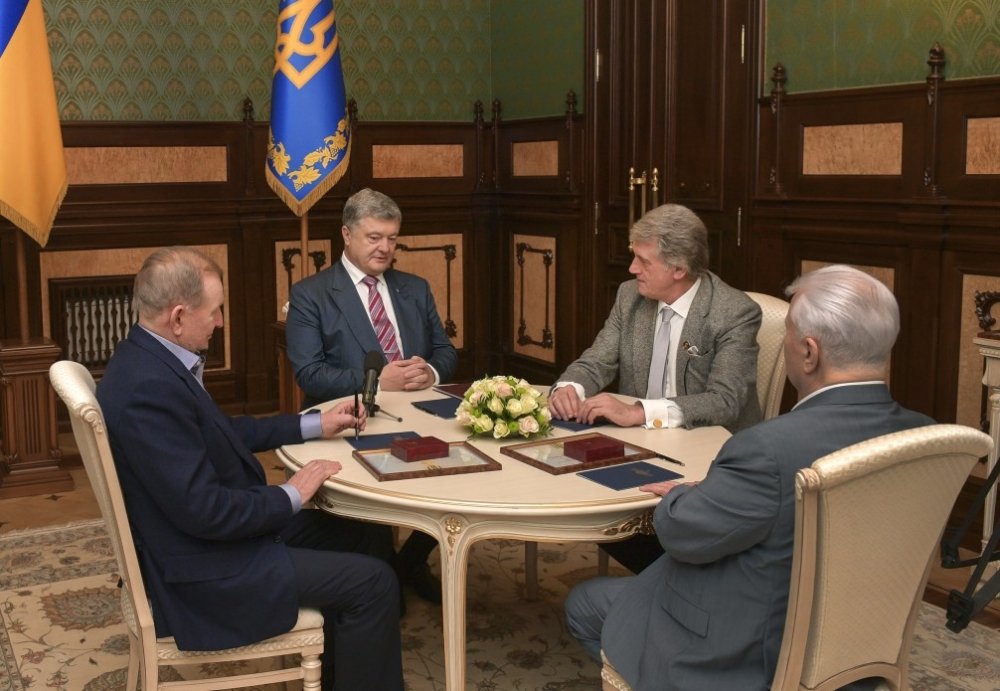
[42,0,579,122]
[766,0,1000,93]
[491,1,584,119]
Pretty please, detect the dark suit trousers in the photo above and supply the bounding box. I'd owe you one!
[282,510,403,691]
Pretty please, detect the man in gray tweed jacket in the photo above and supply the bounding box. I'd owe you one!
[549,203,762,434]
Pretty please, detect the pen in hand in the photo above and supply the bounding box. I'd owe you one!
[354,392,360,440]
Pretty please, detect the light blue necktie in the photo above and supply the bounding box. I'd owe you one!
[645,306,674,399]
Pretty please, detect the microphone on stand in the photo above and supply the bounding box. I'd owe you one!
[361,350,385,417]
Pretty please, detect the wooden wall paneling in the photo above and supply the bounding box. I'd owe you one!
[778,214,932,415]
[937,78,1000,200]
[349,121,479,198]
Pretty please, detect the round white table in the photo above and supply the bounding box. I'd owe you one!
[278,389,729,690]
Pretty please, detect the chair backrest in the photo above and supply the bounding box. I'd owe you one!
[746,291,789,420]
[48,361,158,669]
[772,423,991,691]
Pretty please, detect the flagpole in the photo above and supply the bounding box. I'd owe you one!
[14,231,29,340]
[300,212,310,279]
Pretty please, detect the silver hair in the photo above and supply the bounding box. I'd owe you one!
[628,204,709,277]
[785,264,899,370]
[133,247,223,320]
[342,188,402,229]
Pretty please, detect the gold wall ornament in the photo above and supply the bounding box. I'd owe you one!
[274,0,338,90]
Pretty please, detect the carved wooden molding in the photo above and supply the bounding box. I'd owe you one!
[394,243,458,339]
[515,242,553,349]
[769,62,786,196]
[923,43,946,196]
[975,290,1000,338]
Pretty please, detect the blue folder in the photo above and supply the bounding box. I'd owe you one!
[551,417,606,432]
[577,461,683,491]
[346,431,419,451]
[411,397,461,419]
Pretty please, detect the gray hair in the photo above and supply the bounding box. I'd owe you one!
[785,264,899,370]
[133,247,223,320]
[628,204,709,277]
[343,188,402,229]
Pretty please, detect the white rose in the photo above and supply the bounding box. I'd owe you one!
[519,395,537,413]
[469,390,483,405]
[506,398,523,416]
[519,415,539,436]
[488,397,505,415]
[476,415,494,433]
[539,406,552,422]
[457,410,473,426]
[493,420,510,438]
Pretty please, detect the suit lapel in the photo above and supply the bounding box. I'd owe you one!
[330,262,383,355]
[675,276,714,395]
[128,327,266,484]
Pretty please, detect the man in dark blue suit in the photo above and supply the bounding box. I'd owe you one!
[565,265,933,691]
[286,188,457,603]
[98,247,403,691]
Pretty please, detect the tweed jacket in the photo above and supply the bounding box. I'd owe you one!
[557,271,762,432]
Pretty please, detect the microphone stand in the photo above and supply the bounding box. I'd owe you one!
[940,455,1000,632]
[368,402,403,422]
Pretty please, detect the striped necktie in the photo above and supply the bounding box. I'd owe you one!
[362,275,401,362]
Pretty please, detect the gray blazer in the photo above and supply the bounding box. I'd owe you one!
[558,272,762,432]
[286,260,457,407]
[601,384,934,691]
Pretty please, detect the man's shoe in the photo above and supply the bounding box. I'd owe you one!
[404,562,442,604]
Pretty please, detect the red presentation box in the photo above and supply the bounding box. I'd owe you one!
[564,437,624,463]
[391,436,450,462]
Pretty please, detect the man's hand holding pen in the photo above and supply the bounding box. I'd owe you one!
[319,399,367,438]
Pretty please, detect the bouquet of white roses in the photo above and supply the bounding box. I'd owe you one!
[456,375,552,440]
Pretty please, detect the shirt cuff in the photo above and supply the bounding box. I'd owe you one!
[552,381,585,400]
[299,410,323,440]
[428,364,442,387]
[278,483,303,513]
[639,398,685,429]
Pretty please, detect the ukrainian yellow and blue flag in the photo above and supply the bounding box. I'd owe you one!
[267,0,350,216]
[0,0,66,247]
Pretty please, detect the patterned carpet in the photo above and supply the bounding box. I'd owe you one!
[1,520,999,691]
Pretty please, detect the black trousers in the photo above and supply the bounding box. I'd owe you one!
[282,510,403,691]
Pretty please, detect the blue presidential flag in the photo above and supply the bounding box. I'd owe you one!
[267,0,350,216]
[0,0,67,247]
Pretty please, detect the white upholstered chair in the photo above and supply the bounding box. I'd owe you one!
[746,290,790,420]
[49,360,325,691]
[601,423,991,691]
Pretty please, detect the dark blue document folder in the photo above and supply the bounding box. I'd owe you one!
[577,461,683,491]
[346,431,419,451]
[411,397,461,419]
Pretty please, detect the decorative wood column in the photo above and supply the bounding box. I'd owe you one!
[0,338,73,498]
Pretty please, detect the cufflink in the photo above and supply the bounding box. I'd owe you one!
[652,419,664,428]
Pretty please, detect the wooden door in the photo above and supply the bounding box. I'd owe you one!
[584,0,759,333]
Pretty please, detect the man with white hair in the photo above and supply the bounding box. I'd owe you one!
[564,265,933,691]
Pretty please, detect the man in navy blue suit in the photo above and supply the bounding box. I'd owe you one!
[286,188,457,604]
[98,247,403,691]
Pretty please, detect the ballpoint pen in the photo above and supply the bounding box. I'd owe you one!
[354,392,360,440]
[655,453,685,467]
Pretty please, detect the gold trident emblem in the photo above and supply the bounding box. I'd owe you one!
[274,0,338,89]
